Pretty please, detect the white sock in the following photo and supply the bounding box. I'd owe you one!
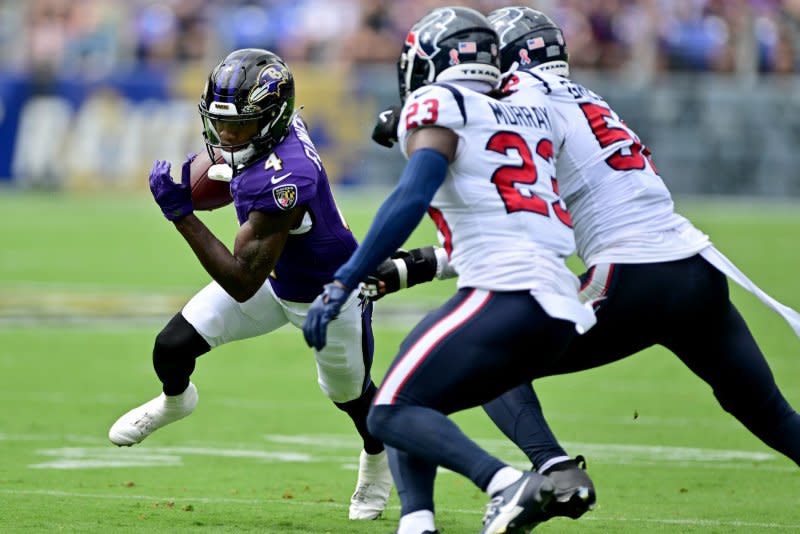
[397,509,435,534]
[537,455,572,474]
[486,466,523,496]
[363,449,387,464]
[162,383,194,411]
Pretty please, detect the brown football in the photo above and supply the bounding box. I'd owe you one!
[190,148,233,211]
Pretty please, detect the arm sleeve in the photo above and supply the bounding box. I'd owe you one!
[334,148,449,289]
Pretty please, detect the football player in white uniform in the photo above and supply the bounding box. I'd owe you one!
[367,7,800,520]
[303,7,596,534]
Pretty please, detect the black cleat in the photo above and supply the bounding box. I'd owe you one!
[541,455,596,520]
[480,471,555,533]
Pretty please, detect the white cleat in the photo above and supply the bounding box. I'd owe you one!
[349,449,393,520]
[108,383,198,446]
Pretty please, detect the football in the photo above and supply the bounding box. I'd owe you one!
[189,148,233,211]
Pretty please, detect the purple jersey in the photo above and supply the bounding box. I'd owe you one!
[230,116,357,302]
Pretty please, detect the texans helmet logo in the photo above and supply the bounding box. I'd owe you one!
[492,7,526,49]
[407,7,457,60]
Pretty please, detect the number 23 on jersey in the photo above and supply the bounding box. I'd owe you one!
[487,131,572,227]
[405,99,440,130]
[406,95,572,228]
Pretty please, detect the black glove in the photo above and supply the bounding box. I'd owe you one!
[361,247,439,301]
[371,105,400,148]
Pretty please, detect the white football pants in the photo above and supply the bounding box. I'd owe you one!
[181,279,369,403]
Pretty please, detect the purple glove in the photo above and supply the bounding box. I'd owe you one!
[148,154,196,221]
[303,282,351,350]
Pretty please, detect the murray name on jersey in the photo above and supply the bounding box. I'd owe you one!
[396,81,584,314]
[488,100,552,130]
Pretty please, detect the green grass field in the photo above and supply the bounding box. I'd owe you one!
[1,191,799,533]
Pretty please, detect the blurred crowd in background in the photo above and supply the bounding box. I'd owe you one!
[3,0,800,79]
[1,0,799,196]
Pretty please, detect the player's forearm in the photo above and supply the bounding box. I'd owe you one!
[391,246,455,287]
[363,246,455,301]
[334,149,448,289]
[173,215,269,302]
[335,186,429,289]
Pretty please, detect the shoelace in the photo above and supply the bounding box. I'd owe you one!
[352,482,375,502]
[482,495,505,524]
[133,412,155,432]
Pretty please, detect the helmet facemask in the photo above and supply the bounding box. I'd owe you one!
[200,99,290,169]
[397,43,434,103]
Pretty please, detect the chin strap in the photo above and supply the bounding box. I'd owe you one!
[207,164,233,182]
[220,145,255,177]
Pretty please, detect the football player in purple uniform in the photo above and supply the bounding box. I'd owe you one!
[108,49,391,521]
[367,7,800,528]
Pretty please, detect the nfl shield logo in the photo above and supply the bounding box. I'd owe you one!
[273,184,297,210]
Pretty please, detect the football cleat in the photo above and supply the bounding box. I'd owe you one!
[108,382,198,446]
[349,449,393,520]
[542,455,596,519]
[480,471,555,534]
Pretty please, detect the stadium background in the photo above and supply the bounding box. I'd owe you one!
[2,0,800,195]
[2,2,800,533]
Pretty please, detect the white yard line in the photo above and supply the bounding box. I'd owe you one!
[2,432,793,472]
[0,488,797,530]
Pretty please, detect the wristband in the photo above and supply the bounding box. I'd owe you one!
[393,258,409,289]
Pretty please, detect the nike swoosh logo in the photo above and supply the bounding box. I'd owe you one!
[271,172,292,184]
[378,110,394,123]
[504,477,529,511]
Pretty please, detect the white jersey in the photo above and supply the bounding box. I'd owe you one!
[398,82,595,332]
[504,69,800,338]
[507,69,709,267]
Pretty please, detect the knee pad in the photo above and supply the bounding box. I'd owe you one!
[366,404,393,442]
[153,313,210,394]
